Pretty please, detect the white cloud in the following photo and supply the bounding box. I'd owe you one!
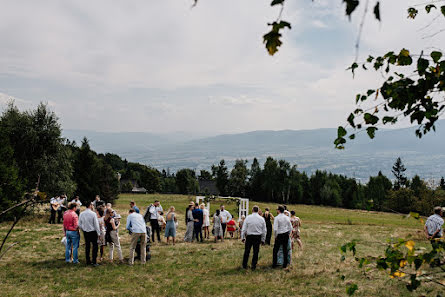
[0,0,443,135]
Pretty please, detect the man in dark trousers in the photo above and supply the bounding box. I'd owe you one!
[272,205,292,269]
[241,206,267,270]
[145,200,163,242]
[78,202,100,266]
[192,202,204,242]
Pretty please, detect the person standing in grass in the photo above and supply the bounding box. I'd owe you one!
[424,206,444,240]
[184,203,194,242]
[201,204,210,239]
[96,207,106,262]
[78,202,101,266]
[165,206,177,245]
[105,209,123,263]
[290,210,302,250]
[263,208,274,245]
[192,202,204,242]
[241,206,266,270]
[71,196,82,217]
[272,205,292,269]
[126,208,147,265]
[219,205,232,238]
[146,200,163,243]
[212,209,224,242]
[238,215,246,239]
[63,202,80,264]
[226,217,237,238]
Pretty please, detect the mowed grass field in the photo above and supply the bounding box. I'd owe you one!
[0,194,440,296]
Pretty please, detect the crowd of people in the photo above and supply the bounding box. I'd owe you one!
[54,196,305,268]
[52,194,445,270]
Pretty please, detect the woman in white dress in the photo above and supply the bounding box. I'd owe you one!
[200,204,210,239]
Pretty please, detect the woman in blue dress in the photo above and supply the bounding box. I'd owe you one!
[165,206,177,245]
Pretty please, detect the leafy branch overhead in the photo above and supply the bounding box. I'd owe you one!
[264,0,445,149]
[193,0,445,148]
[340,235,445,294]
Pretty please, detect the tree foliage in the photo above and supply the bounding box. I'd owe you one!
[0,102,75,198]
[392,157,407,190]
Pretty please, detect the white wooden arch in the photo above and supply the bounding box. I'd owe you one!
[196,196,249,218]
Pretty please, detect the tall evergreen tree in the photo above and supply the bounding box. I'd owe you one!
[176,168,199,194]
[440,177,445,191]
[228,159,249,197]
[392,157,407,190]
[211,160,229,196]
[248,158,263,201]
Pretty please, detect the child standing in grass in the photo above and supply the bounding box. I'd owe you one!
[226,218,237,238]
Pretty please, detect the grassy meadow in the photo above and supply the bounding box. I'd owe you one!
[0,194,441,296]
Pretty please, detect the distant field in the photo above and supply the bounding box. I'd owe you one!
[0,194,439,296]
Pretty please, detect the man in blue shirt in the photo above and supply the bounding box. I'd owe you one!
[126,208,147,264]
[130,201,140,213]
[192,202,204,242]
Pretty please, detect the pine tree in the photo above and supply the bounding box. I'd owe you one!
[392,157,407,190]
[440,177,445,191]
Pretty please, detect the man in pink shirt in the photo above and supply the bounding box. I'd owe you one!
[63,203,79,264]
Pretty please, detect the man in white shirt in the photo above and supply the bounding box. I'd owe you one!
[219,205,232,238]
[79,202,101,266]
[56,195,66,223]
[145,200,163,242]
[126,208,147,264]
[48,197,57,224]
[272,205,292,268]
[241,206,267,270]
[71,196,82,216]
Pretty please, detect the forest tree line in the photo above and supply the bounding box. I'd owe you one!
[1,103,444,218]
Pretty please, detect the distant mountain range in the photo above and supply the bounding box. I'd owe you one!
[63,120,445,181]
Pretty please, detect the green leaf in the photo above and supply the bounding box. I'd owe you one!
[366,55,374,63]
[263,21,291,56]
[349,134,355,140]
[338,126,347,138]
[431,51,442,63]
[407,7,418,19]
[425,4,436,13]
[347,62,359,77]
[382,116,396,124]
[347,113,355,128]
[271,0,285,6]
[366,89,375,96]
[366,127,378,139]
[397,49,412,66]
[417,57,429,74]
[373,2,380,21]
[441,6,445,17]
[408,212,420,219]
[346,284,358,296]
[343,0,359,18]
[364,113,378,125]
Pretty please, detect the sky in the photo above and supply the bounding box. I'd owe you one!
[0,0,444,136]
